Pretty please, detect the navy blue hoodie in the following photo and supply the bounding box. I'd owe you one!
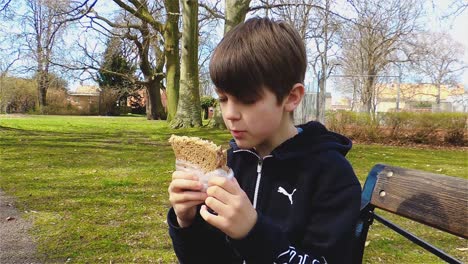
[168,121,361,263]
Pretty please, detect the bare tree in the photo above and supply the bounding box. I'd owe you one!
[83,1,179,120]
[22,0,96,112]
[412,32,466,105]
[341,0,423,114]
[310,0,342,123]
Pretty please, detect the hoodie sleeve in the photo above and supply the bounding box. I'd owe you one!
[228,152,361,264]
[167,206,240,263]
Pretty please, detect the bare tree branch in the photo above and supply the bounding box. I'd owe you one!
[442,0,467,19]
[112,0,164,32]
[250,2,355,24]
[199,2,224,20]
[0,0,11,12]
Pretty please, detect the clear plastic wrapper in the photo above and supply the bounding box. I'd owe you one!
[175,159,234,191]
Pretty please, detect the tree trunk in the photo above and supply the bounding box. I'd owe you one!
[317,76,326,124]
[164,0,180,122]
[135,22,166,120]
[36,41,48,111]
[171,0,202,128]
[145,78,166,120]
[37,69,48,112]
[351,78,358,112]
[436,83,441,105]
[362,72,376,113]
[224,0,251,34]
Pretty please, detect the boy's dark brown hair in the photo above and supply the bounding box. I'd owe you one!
[209,17,307,104]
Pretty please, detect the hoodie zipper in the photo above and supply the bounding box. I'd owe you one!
[233,149,272,209]
[232,149,272,264]
[253,159,266,209]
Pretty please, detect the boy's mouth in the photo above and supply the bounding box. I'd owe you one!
[230,130,245,139]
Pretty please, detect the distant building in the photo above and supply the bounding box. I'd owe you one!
[331,98,352,111]
[375,83,465,112]
[67,85,101,114]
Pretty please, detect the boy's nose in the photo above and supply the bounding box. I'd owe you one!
[222,102,241,121]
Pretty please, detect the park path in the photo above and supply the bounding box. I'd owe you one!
[0,189,41,264]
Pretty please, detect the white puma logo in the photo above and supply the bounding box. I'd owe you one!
[277,187,297,205]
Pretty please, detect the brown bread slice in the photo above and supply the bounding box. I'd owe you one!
[169,135,227,173]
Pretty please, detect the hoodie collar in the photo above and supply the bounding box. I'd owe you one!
[229,121,352,160]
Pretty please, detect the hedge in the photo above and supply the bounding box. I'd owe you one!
[326,111,467,146]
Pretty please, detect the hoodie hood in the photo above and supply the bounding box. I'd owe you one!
[229,121,352,160]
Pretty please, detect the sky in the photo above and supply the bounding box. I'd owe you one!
[426,1,468,87]
[2,0,467,94]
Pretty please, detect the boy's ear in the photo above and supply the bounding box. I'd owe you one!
[284,83,305,112]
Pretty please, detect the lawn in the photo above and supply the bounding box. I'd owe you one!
[0,115,466,263]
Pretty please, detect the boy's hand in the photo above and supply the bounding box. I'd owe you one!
[200,176,257,239]
[168,171,208,228]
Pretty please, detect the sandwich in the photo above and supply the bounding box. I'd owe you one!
[169,135,228,173]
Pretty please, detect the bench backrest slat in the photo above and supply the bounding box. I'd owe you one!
[370,165,467,239]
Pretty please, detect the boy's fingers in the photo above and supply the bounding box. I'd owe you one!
[172,171,199,181]
[204,196,228,214]
[206,185,233,204]
[171,191,207,203]
[169,179,203,192]
[208,176,239,194]
[200,205,223,227]
[176,200,204,211]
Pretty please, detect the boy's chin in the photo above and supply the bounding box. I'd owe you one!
[233,139,253,150]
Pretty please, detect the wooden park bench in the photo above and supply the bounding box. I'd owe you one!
[353,164,467,264]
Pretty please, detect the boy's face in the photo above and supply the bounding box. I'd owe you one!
[217,87,288,151]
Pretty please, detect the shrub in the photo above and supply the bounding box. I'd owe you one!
[326,111,468,146]
[327,111,381,141]
[1,77,37,113]
[100,89,120,115]
[408,113,442,144]
[326,110,357,135]
[443,113,467,146]
[382,112,412,138]
[42,88,79,115]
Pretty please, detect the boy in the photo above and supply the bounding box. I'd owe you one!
[167,17,361,263]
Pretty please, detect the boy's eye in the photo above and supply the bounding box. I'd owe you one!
[218,97,227,103]
[242,98,257,105]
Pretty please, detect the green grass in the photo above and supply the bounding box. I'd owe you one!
[0,115,466,263]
